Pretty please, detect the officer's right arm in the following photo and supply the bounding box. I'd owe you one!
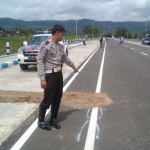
[37,43,47,81]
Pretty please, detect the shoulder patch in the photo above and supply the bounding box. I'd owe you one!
[40,46,46,52]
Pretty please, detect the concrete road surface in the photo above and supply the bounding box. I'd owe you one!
[0,40,99,147]
[1,40,150,150]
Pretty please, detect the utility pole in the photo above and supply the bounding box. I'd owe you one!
[76,0,84,40]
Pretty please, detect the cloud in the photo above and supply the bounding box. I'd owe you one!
[0,0,150,22]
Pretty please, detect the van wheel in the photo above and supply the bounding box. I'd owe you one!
[20,64,28,70]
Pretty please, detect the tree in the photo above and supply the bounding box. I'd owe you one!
[30,28,34,34]
[104,33,112,37]
[133,34,138,39]
[114,28,132,39]
[93,27,100,38]
[82,25,100,38]
[36,28,42,31]
[82,25,92,38]
[64,34,75,41]
[47,27,53,31]
[0,27,6,36]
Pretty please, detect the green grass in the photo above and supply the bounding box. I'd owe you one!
[0,37,27,55]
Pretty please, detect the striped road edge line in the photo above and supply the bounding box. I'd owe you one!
[0,60,18,70]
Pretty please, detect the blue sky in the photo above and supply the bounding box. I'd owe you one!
[0,0,149,21]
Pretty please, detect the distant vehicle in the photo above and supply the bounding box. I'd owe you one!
[119,40,123,44]
[83,40,86,46]
[17,31,69,70]
[142,38,150,45]
[106,37,111,40]
[119,37,124,45]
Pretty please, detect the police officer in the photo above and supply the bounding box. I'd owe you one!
[37,25,78,130]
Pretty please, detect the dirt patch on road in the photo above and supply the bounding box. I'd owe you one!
[0,90,43,103]
[0,90,113,108]
[62,92,113,108]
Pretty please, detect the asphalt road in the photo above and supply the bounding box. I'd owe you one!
[1,40,150,150]
[99,40,150,150]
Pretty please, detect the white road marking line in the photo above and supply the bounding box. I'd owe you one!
[10,119,38,150]
[10,109,51,150]
[140,52,148,56]
[63,46,100,92]
[95,42,106,93]
[84,42,106,150]
[131,48,134,50]
[10,46,100,150]
[84,108,99,150]
[125,45,127,47]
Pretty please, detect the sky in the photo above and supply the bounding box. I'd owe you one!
[0,0,150,22]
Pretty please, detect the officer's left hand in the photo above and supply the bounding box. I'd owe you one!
[41,80,47,89]
[74,68,79,73]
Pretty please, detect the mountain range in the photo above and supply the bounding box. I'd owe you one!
[0,18,149,35]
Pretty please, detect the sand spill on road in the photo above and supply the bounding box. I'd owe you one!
[0,90,113,108]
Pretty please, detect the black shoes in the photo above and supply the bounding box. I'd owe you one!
[38,106,51,130]
[38,121,51,130]
[38,119,60,130]
[38,106,60,130]
[50,119,61,129]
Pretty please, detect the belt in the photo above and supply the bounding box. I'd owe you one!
[45,67,61,74]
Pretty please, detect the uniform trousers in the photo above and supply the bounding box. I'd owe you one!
[40,71,63,119]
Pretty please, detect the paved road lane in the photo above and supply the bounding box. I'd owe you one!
[97,40,150,150]
[11,44,103,150]
[1,39,150,150]
[0,41,100,150]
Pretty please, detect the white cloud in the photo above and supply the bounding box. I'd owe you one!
[0,0,150,21]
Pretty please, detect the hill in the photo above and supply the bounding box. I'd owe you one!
[0,18,149,35]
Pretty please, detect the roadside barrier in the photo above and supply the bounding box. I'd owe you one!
[6,42,10,55]
[0,60,18,70]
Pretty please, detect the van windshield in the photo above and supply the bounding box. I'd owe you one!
[28,36,51,45]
